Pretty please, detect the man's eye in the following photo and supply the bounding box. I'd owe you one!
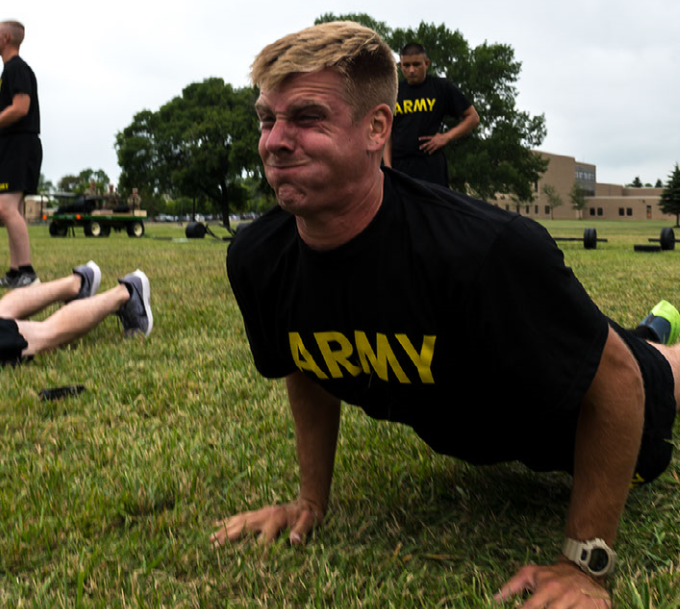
[299,114,323,124]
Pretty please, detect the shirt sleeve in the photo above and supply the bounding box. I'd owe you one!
[7,61,33,98]
[441,79,472,118]
[226,232,298,379]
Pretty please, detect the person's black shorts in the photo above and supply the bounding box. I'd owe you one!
[0,317,28,366]
[0,133,43,195]
[611,321,677,487]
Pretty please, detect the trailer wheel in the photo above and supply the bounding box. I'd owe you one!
[127,220,145,238]
[49,221,68,237]
[84,220,105,237]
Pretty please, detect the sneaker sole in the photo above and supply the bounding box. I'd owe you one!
[131,270,153,337]
[86,261,102,297]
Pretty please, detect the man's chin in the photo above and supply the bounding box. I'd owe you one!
[275,184,306,210]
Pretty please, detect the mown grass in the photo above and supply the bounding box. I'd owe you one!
[1,219,680,608]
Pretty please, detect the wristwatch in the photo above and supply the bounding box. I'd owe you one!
[562,537,617,577]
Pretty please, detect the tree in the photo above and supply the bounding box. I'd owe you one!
[627,176,643,188]
[659,163,680,227]
[569,182,588,219]
[542,183,564,219]
[56,170,109,194]
[76,168,110,194]
[655,179,663,188]
[315,13,548,202]
[115,78,262,229]
[58,174,80,193]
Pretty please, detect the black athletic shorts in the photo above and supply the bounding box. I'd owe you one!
[0,133,43,195]
[0,318,28,366]
[610,321,677,487]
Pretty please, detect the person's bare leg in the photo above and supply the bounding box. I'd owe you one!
[0,274,80,319]
[0,192,32,268]
[16,284,130,356]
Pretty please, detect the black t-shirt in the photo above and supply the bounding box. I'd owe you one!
[0,56,40,135]
[391,75,471,159]
[227,169,609,470]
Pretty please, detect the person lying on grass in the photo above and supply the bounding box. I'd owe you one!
[213,21,680,609]
[1,261,152,366]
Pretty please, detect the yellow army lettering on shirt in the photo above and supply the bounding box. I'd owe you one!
[394,98,437,116]
[289,331,436,384]
[0,183,8,191]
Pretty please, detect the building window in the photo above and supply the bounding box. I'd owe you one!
[597,208,603,217]
[534,205,539,214]
[619,208,624,216]
[545,206,550,215]
[589,208,595,216]
[627,208,633,217]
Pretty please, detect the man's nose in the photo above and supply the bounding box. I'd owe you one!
[265,119,295,151]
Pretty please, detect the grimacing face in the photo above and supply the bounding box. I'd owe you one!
[255,70,377,216]
[398,53,430,85]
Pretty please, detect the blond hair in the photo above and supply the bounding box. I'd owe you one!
[0,21,25,46]
[251,21,397,121]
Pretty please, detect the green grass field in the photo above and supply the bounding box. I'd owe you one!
[2,220,680,608]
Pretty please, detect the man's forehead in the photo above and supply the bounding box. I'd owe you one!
[256,70,346,109]
[400,54,427,64]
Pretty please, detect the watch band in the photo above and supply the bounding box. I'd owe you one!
[562,537,617,577]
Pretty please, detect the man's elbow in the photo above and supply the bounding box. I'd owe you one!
[468,107,480,131]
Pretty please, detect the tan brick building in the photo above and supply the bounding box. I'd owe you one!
[497,151,667,221]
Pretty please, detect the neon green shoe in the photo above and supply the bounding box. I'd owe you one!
[640,300,680,345]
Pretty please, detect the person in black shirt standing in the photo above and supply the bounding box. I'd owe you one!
[383,42,479,187]
[0,20,41,289]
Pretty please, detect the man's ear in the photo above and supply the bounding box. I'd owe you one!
[367,104,393,152]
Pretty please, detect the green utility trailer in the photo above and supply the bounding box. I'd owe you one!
[44,194,146,238]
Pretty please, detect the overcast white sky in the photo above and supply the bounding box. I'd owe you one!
[10,0,680,189]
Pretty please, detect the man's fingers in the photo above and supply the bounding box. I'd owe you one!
[258,507,291,544]
[210,508,271,547]
[210,515,250,547]
[289,509,317,545]
[211,503,324,549]
[494,566,536,601]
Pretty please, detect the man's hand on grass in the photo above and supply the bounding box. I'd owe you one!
[495,562,611,608]
[210,499,324,547]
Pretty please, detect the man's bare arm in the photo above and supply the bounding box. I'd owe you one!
[419,105,480,155]
[211,371,341,546]
[498,325,644,608]
[0,93,30,129]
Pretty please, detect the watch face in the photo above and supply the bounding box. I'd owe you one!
[589,548,610,573]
